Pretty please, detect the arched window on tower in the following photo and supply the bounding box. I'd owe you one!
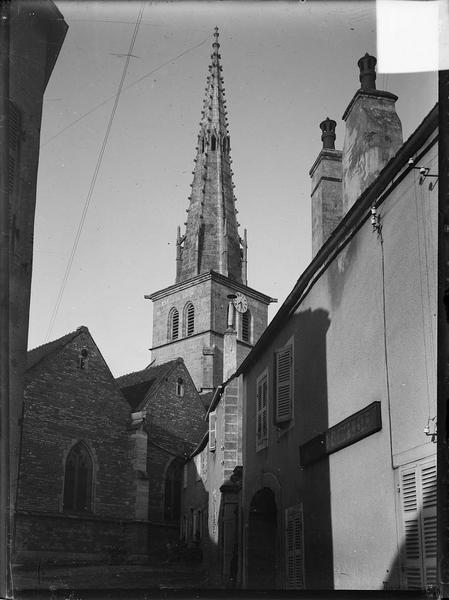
[168,308,179,341]
[222,136,227,153]
[211,134,217,151]
[201,137,205,153]
[241,309,251,343]
[164,458,183,521]
[184,302,195,337]
[63,441,93,513]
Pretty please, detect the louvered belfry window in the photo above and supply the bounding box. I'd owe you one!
[169,308,179,341]
[241,310,251,343]
[185,302,195,337]
[399,457,437,590]
[63,442,93,512]
[285,504,305,589]
[256,371,268,450]
[275,343,293,423]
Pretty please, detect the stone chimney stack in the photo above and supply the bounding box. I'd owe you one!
[309,118,343,256]
[342,53,402,212]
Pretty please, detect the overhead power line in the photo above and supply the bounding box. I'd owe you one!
[42,36,211,148]
[45,3,145,342]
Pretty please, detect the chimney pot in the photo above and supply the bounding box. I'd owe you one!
[358,53,377,90]
[319,117,337,150]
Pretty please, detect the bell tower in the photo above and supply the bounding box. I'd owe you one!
[146,28,274,391]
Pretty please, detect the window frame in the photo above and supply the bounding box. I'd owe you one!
[256,369,269,451]
[184,302,195,337]
[168,307,180,341]
[62,441,94,514]
[209,411,217,451]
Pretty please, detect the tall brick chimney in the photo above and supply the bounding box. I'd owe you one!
[309,118,343,256]
[342,53,402,212]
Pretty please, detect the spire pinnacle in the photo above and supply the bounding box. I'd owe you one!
[175,28,244,284]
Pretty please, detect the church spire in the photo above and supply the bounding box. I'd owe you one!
[176,27,244,284]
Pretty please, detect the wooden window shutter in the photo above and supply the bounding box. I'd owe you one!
[275,344,293,423]
[9,100,21,195]
[285,504,305,589]
[256,372,268,450]
[209,412,216,451]
[398,457,436,590]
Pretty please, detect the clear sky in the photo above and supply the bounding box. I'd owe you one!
[28,0,437,377]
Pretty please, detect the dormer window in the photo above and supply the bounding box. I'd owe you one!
[176,378,184,397]
[78,349,89,369]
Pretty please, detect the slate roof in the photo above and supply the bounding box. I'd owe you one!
[116,359,181,411]
[27,326,88,371]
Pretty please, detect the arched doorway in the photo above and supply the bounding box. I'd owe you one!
[247,487,277,588]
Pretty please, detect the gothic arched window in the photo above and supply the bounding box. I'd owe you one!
[168,308,179,341]
[241,310,251,343]
[164,458,183,521]
[63,442,93,513]
[184,302,195,337]
[211,134,217,151]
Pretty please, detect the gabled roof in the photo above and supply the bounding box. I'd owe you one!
[27,326,88,371]
[116,359,182,411]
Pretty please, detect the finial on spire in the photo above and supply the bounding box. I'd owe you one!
[213,26,220,52]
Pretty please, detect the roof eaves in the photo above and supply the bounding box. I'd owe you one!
[236,103,438,376]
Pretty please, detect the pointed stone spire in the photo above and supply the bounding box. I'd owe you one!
[176,27,243,284]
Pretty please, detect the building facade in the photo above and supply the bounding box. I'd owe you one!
[14,327,143,566]
[239,56,437,590]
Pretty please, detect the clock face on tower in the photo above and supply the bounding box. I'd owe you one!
[233,293,248,314]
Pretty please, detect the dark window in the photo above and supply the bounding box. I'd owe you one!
[201,138,205,153]
[164,459,183,521]
[169,308,179,341]
[211,134,217,151]
[241,310,251,342]
[63,442,93,512]
[78,348,89,369]
[185,303,195,337]
[176,377,184,397]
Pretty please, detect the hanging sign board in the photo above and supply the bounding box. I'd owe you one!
[299,401,382,467]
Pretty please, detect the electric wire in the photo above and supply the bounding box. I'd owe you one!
[419,162,438,412]
[42,36,211,148]
[45,4,145,342]
[412,170,433,421]
[378,228,395,469]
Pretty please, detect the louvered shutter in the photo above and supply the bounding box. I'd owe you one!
[285,504,305,589]
[209,411,216,451]
[399,456,437,590]
[256,373,268,450]
[275,345,293,423]
[9,100,21,195]
[420,461,437,587]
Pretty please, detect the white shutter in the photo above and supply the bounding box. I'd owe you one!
[276,345,293,423]
[256,372,268,450]
[209,411,216,451]
[398,456,436,590]
[285,504,305,589]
